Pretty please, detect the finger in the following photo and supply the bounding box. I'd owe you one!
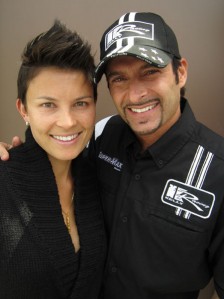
[12,136,22,147]
[0,143,11,161]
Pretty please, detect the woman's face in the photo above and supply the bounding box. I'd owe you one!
[17,67,96,163]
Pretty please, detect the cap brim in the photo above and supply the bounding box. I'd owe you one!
[94,45,172,83]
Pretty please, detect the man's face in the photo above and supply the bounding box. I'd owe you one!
[106,56,187,148]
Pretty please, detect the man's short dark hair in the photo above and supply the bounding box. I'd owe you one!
[17,20,97,103]
[171,57,186,97]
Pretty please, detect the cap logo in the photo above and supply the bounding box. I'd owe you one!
[105,21,154,50]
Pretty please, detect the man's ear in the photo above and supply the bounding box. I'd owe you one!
[16,99,29,124]
[178,58,188,88]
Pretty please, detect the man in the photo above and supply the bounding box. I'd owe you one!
[0,12,224,299]
[89,12,224,299]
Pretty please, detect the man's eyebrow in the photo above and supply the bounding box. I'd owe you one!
[106,70,122,79]
[140,62,158,70]
[106,62,158,77]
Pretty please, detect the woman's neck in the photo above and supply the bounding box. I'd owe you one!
[48,156,74,209]
[48,156,80,251]
[51,160,72,182]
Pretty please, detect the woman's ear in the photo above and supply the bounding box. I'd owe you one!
[178,58,188,88]
[16,99,29,124]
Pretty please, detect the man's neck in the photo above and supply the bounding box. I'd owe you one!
[138,106,181,151]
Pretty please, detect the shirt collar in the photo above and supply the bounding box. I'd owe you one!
[127,98,197,167]
[148,98,196,167]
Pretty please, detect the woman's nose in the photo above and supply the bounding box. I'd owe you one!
[56,110,77,128]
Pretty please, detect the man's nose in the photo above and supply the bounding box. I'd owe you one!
[127,79,148,103]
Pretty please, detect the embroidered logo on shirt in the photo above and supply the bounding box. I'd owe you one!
[161,145,215,219]
[162,180,215,219]
[98,151,123,171]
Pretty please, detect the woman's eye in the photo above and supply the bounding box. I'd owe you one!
[75,101,87,107]
[42,102,55,108]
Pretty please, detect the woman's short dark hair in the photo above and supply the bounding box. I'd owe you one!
[17,20,97,104]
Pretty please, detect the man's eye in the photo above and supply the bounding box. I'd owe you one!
[114,77,122,82]
[145,69,159,75]
[110,77,126,84]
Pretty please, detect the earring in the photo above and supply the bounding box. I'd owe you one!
[25,121,29,126]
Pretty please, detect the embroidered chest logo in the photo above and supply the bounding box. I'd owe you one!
[161,145,215,219]
[162,180,215,219]
[98,151,123,172]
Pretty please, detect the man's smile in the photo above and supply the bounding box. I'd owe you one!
[129,103,159,113]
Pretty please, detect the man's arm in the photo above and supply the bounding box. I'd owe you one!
[0,136,22,160]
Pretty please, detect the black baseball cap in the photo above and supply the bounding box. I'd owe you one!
[95,12,181,83]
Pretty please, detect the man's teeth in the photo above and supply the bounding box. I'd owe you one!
[52,134,78,141]
[131,104,157,113]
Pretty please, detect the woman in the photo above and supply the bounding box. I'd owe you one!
[0,20,106,299]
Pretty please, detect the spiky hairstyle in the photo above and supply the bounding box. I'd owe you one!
[17,20,97,103]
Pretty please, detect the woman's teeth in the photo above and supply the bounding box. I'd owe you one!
[52,134,78,141]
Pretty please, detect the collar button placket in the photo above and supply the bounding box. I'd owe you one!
[135,174,141,180]
[158,159,164,167]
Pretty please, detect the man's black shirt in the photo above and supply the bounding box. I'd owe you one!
[88,98,224,298]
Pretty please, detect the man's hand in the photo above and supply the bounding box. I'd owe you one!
[0,136,22,161]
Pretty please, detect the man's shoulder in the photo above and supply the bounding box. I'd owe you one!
[95,115,127,140]
[193,121,224,160]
